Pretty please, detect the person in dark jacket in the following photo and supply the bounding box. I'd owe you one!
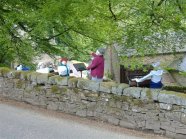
[87,47,105,82]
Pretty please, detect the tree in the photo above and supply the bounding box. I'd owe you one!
[0,0,185,66]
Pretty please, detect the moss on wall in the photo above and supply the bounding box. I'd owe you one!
[33,85,43,92]
[111,94,144,107]
[146,89,153,100]
[73,88,79,94]
[15,79,25,89]
[160,90,186,99]
[0,67,11,76]
[51,85,60,93]
[163,85,186,93]
[50,85,68,94]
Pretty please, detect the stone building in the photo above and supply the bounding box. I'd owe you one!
[104,45,186,86]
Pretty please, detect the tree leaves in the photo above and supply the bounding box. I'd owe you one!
[0,0,185,66]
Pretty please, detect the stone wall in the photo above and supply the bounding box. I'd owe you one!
[0,67,186,139]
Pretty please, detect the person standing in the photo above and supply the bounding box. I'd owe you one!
[58,58,70,77]
[87,47,105,82]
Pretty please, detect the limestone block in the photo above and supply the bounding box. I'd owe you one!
[123,87,142,99]
[165,112,182,121]
[13,79,26,89]
[159,103,173,110]
[82,92,99,102]
[48,75,68,86]
[87,110,95,117]
[47,101,59,110]
[8,70,22,79]
[8,89,23,101]
[151,89,161,101]
[22,95,40,106]
[156,130,166,135]
[58,102,67,112]
[121,102,129,111]
[20,71,30,80]
[175,133,186,139]
[158,90,186,106]
[4,79,14,88]
[107,116,119,125]
[181,113,186,124]
[140,88,160,101]
[112,83,129,95]
[119,120,136,129]
[38,95,47,108]
[100,81,117,93]
[77,78,99,92]
[23,91,38,99]
[55,76,68,86]
[175,127,186,135]
[29,72,40,82]
[36,73,53,84]
[0,78,3,88]
[166,131,176,139]
[136,121,146,128]
[25,72,33,81]
[48,75,57,85]
[68,77,78,88]
[161,121,176,132]
[145,111,159,120]
[131,106,143,113]
[76,110,87,117]
[0,67,11,77]
[146,119,160,130]
[65,103,78,114]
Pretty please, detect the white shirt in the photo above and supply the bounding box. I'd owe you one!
[36,68,50,73]
[16,65,23,71]
[58,65,70,76]
[134,69,164,83]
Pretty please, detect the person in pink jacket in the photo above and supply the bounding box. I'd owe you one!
[87,47,105,82]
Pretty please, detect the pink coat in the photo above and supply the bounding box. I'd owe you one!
[87,55,104,78]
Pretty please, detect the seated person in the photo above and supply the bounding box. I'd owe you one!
[16,65,23,71]
[58,58,70,77]
[16,64,30,71]
[132,62,164,88]
[36,62,52,73]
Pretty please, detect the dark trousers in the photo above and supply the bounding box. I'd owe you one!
[150,81,163,88]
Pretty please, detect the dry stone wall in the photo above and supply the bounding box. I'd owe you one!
[0,68,186,139]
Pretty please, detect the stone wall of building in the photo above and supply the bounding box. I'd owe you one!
[0,67,186,139]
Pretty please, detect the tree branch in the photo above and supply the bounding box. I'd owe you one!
[71,29,109,45]
[108,0,117,21]
[43,28,72,41]
[157,0,165,6]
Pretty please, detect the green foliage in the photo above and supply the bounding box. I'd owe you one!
[163,85,186,93]
[164,67,179,72]
[0,0,185,66]
[179,71,186,77]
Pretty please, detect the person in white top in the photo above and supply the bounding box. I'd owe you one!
[16,65,23,71]
[36,62,50,73]
[58,58,70,77]
[132,61,164,88]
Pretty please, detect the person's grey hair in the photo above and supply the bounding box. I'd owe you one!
[97,47,105,55]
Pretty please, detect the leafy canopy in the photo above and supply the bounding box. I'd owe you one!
[0,0,185,66]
